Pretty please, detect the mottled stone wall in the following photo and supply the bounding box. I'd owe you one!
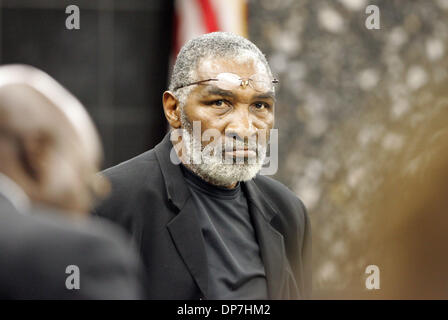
[249,0,448,295]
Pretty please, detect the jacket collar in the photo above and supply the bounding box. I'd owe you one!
[154,133,191,209]
[243,179,279,222]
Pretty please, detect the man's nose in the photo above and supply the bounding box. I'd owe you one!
[225,108,257,141]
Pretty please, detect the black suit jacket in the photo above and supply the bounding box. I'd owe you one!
[94,133,312,299]
[0,195,144,299]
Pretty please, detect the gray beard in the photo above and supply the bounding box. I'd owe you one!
[180,110,266,188]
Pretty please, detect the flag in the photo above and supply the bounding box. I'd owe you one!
[173,0,248,55]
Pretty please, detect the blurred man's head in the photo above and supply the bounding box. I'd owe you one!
[163,32,277,188]
[0,65,107,215]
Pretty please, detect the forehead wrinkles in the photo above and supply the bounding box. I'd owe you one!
[195,56,268,80]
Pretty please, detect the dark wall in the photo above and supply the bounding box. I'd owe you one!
[0,0,174,168]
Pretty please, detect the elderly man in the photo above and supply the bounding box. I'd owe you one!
[0,65,144,299]
[94,32,311,299]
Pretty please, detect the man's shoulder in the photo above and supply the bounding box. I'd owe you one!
[100,148,164,200]
[1,205,136,263]
[93,147,167,226]
[103,149,159,183]
[0,205,142,299]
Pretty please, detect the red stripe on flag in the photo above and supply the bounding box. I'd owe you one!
[197,0,220,33]
[173,10,181,55]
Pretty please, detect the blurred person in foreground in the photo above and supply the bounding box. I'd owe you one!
[366,102,448,299]
[0,64,144,299]
[335,99,448,299]
[94,32,311,299]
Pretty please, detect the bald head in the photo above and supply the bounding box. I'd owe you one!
[0,65,106,215]
[0,65,100,161]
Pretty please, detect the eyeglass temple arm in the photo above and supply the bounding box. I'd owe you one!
[174,79,218,90]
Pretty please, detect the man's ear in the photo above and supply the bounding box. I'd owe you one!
[19,131,53,185]
[162,91,181,129]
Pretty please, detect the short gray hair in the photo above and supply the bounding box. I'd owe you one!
[169,32,273,107]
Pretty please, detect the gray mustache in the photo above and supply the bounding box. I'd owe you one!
[187,135,266,152]
[222,139,260,152]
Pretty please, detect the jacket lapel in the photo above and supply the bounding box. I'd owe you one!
[166,198,208,297]
[243,179,288,299]
[155,133,208,298]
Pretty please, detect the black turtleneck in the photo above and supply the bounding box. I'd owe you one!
[180,165,268,300]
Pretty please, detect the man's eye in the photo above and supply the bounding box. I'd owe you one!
[207,99,228,107]
[214,100,224,106]
[254,102,270,110]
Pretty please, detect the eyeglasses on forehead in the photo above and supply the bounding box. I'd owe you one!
[174,72,279,92]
